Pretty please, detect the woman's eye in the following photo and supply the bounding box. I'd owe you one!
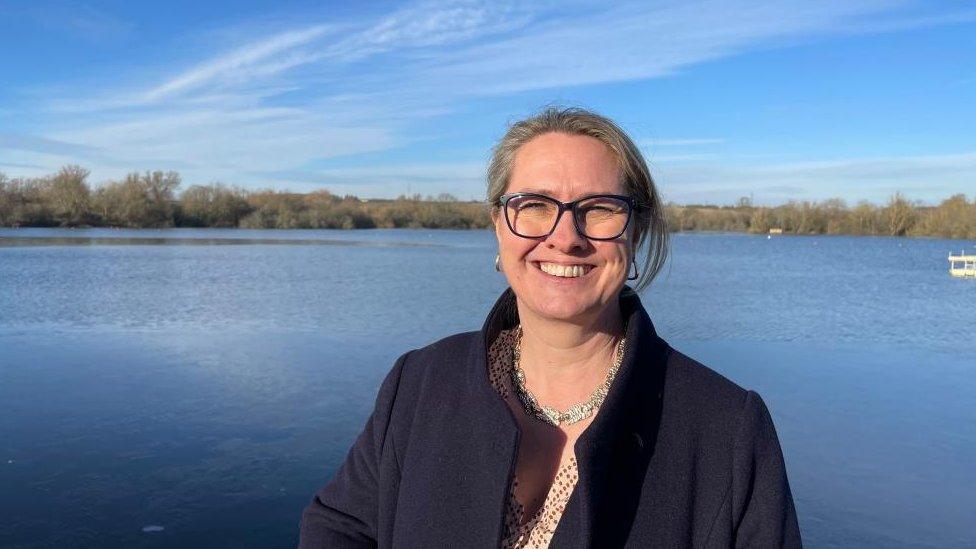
[518,201,548,210]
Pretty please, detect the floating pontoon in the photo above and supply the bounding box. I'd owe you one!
[948,252,976,277]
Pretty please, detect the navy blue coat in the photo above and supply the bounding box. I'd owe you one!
[300,288,801,548]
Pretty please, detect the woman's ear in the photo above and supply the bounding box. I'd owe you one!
[490,208,502,238]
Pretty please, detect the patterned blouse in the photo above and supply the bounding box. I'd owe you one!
[488,328,580,548]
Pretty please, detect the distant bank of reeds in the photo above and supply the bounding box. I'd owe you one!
[2,166,974,239]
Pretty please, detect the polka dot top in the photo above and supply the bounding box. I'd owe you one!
[488,328,580,548]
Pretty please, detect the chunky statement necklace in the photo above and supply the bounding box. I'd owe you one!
[510,325,626,426]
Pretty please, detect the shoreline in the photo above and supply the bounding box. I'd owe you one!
[2,225,974,246]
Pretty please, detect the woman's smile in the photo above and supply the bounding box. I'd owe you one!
[532,261,595,280]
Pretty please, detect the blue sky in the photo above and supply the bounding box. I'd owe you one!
[1,0,974,205]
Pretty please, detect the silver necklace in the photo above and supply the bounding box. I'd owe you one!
[510,325,625,426]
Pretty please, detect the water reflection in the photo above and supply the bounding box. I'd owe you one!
[1,229,974,547]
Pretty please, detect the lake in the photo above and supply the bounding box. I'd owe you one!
[1,228,974,547]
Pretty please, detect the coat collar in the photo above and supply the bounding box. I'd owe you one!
[473,287,671,547]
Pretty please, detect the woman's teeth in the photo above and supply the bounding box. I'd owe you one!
[539,262,588,278]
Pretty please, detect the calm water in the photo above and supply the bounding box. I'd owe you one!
[1,228,974,547]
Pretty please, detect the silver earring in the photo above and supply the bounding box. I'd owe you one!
[627,259,639,280]
[495,253,501,272]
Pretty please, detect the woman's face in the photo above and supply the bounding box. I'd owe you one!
[493,132,633,325]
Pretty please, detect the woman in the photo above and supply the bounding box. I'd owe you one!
[300,107,801,548]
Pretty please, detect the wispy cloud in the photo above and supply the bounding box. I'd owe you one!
[0,161,46,171]
[413,0,921,95]
[8,0,975,199]
[0,133,102,156]
[143,25,331,102]
[829,4,976,34]
[253,161,485,198]
[322,0,533,60]
[654,151,976,205]
[11,3,135,42]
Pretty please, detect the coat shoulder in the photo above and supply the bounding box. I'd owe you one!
[666,347,750,403]
[408,330,480,361]
[392,330,482,396]
[400,331,480,375]
[659,346,755,433]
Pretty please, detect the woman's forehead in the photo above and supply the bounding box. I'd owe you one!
[508,133,624,197]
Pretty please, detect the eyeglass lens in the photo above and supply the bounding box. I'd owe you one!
[505,195,630,239]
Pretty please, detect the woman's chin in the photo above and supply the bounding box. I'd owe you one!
[520,294,599,324]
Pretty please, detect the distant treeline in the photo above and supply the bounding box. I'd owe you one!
[1,166,975,239]
[0,166,490,230]
[668,195,976,239]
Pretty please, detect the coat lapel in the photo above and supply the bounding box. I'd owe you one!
[549,290,671,548]
[455,289,520,546]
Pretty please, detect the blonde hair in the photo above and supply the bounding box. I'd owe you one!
[487,106,669,292]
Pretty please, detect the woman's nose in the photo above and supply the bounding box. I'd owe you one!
[545,210,587,251]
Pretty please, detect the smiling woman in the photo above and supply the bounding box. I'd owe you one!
[491,131,641,329]
[299,107,801,548]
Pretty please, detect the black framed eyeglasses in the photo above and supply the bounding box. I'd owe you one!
[497,192,635,240]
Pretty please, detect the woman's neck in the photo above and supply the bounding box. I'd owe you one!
[514,297,624,409]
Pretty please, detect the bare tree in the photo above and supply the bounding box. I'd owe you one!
[42,165,91,226]
[883,192,914,236]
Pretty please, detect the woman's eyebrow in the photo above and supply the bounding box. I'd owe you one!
[509,187,555,196]
[509,188,621,200]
